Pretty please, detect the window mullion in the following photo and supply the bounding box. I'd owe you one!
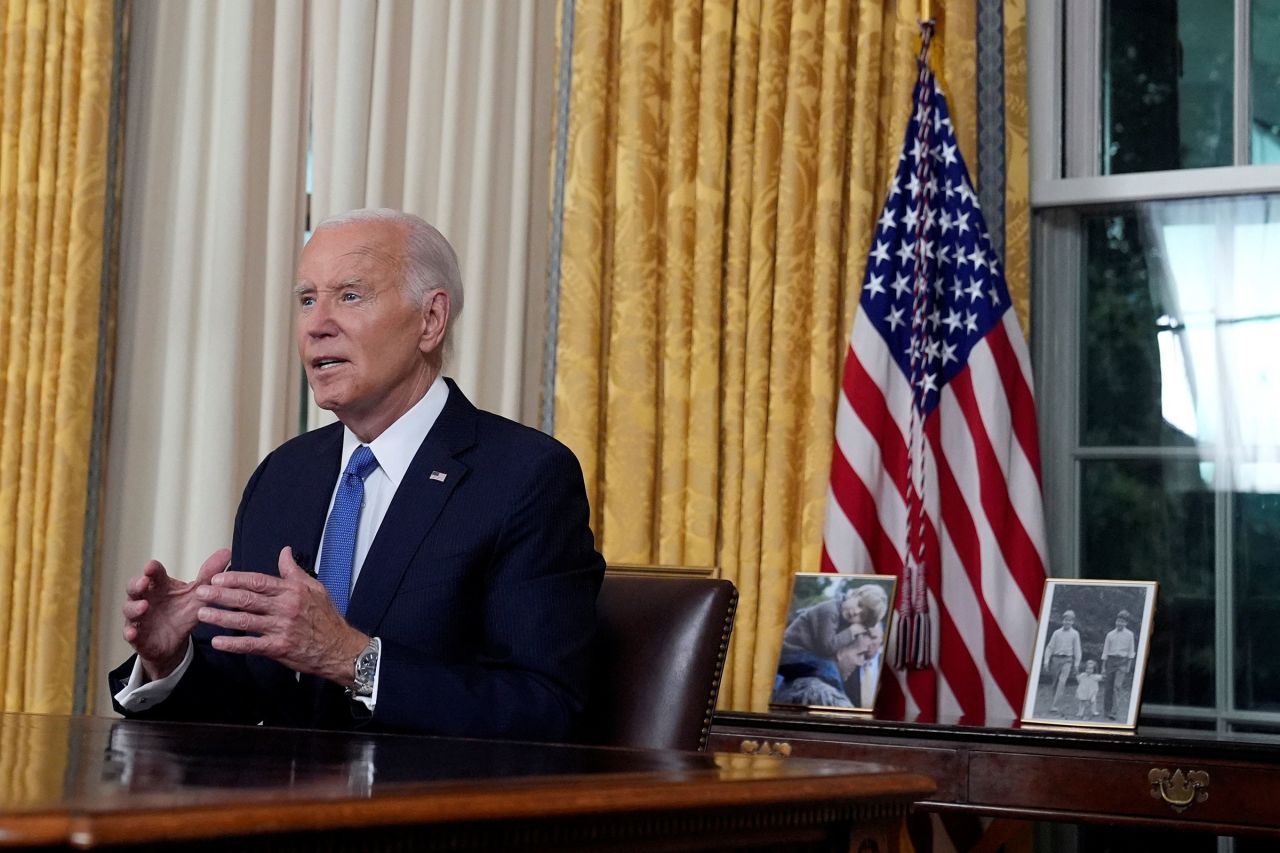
[1062,0,1101,178]
[1235,0,1251,165]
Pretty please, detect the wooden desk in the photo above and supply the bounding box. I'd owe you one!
[710,710,1280,838]
[0,713,933,850]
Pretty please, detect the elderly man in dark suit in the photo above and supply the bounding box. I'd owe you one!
[110,209,604,740]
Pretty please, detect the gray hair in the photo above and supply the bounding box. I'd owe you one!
[312,208,464,325]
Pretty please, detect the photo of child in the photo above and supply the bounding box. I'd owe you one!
[1075,659,1101,719]
[771,574,897,712]
[1022,579,1157,729]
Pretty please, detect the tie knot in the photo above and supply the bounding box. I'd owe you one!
[345,445,379,480]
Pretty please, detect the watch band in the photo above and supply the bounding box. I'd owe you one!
[349,636,381,699]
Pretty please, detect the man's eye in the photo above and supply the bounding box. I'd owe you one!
[341,291,360,302]
[299,295,315,307]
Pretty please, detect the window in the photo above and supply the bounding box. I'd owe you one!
[1031,0,1280,733]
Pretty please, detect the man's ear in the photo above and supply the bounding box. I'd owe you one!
[419,289,450,355]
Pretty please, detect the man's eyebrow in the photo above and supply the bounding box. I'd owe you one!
[293,278,367,296]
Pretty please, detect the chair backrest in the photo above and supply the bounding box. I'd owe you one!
[582,574,737,751]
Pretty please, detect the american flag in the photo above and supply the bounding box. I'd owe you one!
[822,30,1047,724]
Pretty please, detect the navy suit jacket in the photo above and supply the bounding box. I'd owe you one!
[110,380,605,740]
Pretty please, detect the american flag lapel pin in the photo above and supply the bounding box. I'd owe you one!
[429,470,447,482]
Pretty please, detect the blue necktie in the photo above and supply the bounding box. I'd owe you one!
[316,445,379,616]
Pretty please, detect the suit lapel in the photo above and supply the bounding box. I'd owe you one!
[284,425,343,576]
[344,379,477,634]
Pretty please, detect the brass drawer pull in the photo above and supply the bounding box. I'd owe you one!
[1149,768,1209,813]
[739,740,792,757]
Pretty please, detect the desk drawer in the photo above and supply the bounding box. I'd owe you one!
[709,732,964,802]
[969,751,1279,829]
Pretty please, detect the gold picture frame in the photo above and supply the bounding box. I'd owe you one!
[1021,578,1158,729]
[769,573,898,714]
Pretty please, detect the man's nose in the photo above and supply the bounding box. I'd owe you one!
[303,302,338,336]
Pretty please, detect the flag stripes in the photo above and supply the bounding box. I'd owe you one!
[820,27,1047,723]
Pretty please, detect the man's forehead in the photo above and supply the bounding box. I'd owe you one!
[297,241,402,287]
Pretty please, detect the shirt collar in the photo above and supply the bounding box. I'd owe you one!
[339,375,449,489]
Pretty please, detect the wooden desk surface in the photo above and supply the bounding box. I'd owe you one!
[0,713,933,850]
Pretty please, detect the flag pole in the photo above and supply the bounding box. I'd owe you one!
[922,0,936,23]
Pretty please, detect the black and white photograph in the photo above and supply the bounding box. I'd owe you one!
[770,573,897,713]
[1021,579,1157,729]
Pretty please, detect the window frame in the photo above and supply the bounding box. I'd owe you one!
[1029,0,1280,731]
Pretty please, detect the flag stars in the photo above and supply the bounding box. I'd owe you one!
[887,306,906,331]
[954,211,971,234]
[903,206,920,230]
[967,246,987,270]
[967,277,984,302]
[870,240,891,266]
[942,308,962,333]
[941,341,958,365]
[922,372,938,395]
[864,272,886,298]
[891,273,911,299]
[941,141,958,165]
[907,173,921,196]
[988,285,1002,306]
[964,311,979,334]
[895,240,916,265]
[878,207,897,231]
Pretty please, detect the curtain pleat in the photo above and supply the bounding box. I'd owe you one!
[309,0,553,426]
[553,0,1027,711]
[0,0,115,713]
[98,0,307,713]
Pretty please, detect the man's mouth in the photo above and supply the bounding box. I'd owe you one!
[312,358,347,371]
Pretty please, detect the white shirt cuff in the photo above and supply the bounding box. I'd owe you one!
[114,639,194,712]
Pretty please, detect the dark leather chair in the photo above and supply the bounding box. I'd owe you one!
[582,574,738,751]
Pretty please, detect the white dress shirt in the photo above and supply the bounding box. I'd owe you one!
[116,376,449,714]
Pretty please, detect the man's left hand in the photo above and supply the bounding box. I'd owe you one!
[195,547,368,686]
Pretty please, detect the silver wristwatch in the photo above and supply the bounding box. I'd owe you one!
[349,637,381,699]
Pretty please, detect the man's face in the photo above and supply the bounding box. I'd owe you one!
[1063,615,1075,628]
[294,220,445,440]
[836,635,869,675]
[1116,617,1128,630]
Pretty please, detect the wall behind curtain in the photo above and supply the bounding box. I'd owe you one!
[97,0,308,713]
[308,0,556,426]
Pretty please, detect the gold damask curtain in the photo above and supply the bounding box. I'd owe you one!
[552,0,1028,710]
[0,0,118,713]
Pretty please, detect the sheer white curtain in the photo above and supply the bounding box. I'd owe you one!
[308,0,554,426]
[97,1,308,711]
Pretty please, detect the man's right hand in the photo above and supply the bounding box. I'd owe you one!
[122,548,230,681]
